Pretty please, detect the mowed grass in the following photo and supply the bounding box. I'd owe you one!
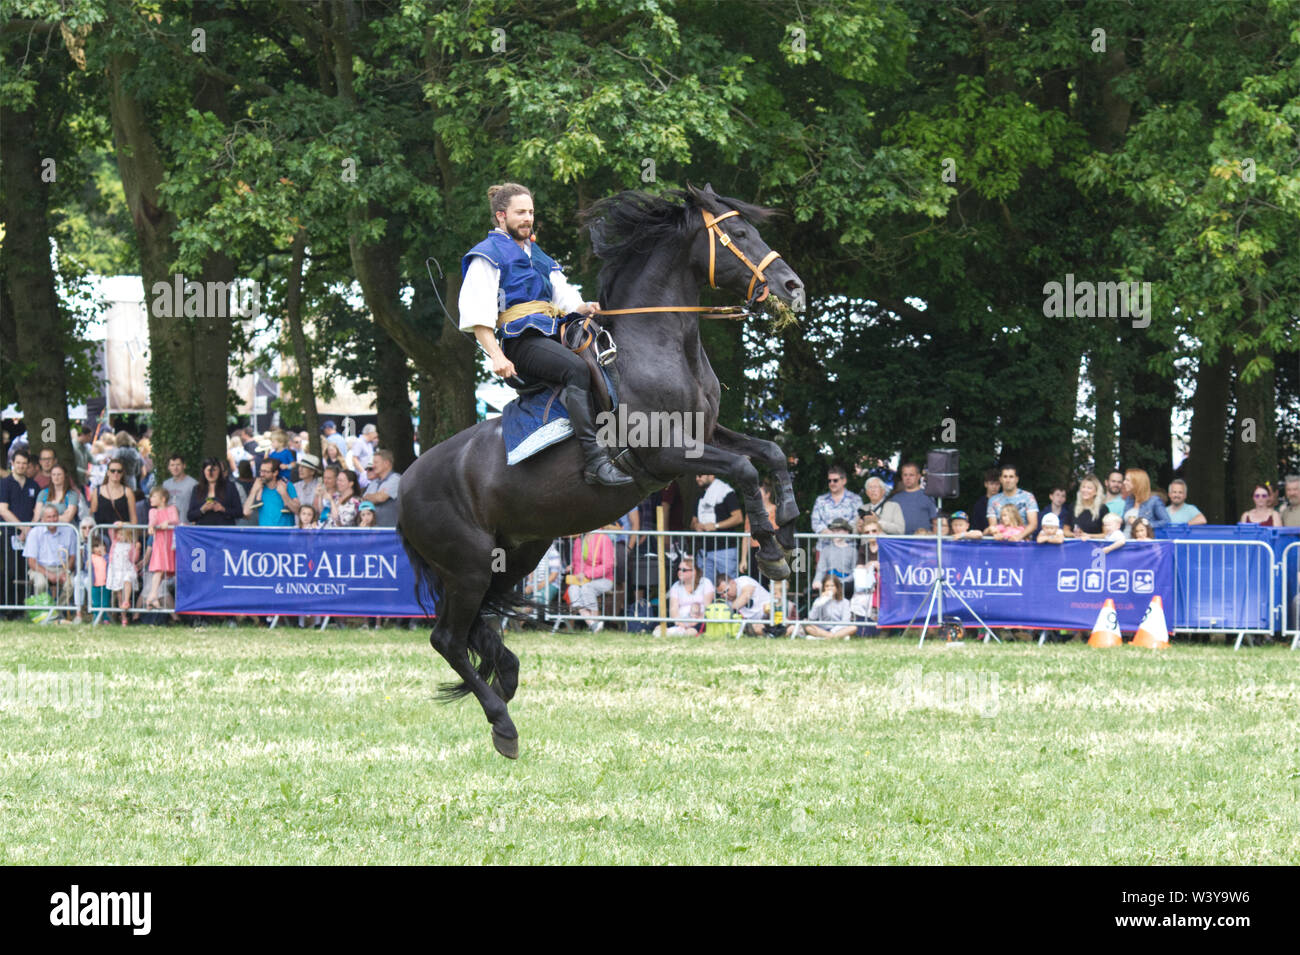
[0,621,1296,865]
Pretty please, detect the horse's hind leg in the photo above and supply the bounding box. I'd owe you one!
[430,580,520,758]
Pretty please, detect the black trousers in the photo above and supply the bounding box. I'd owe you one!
[502,330,588,389]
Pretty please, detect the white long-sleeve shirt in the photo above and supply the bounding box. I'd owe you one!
[458,231,587,332]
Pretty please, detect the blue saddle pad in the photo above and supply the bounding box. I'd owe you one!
[502,369,617,466]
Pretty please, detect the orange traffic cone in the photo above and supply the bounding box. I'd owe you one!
[1087,598,1122,648]
[1131,595,1171,649]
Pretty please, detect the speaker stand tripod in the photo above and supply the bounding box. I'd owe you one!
[908,507,1000,646]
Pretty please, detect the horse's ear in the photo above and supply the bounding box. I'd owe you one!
[702,182,717,196]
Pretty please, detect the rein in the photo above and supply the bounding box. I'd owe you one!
[596,208,781,319]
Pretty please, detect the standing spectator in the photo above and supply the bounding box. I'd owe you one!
[985,464,1038,538]
[361,449,401,527]
[34,447,56,489]
[24,504,77,610]
[105,526,140,626]
[1166,478,1208,525]
[891,461,939,535]
[72,426,94,487]
[36,464,83,524]
[317,464,341,521]
[812,518,857,592]
[350,425,377,486]
[326,469,362,528]
[188,458,241,526]
[1121,468,1169,534]
[136,437,155,496]
[969,469,1001,533]
[293,454,323,510]
[141,487,178,610]
[1072,474,1107,537]
[1044,485,1074,532]
[227,433,252,477]
[88,457,138,527]
[245,459,300,526]
[812,466,864,552]
[1239,484,1281,526]
[1278,474,1300,527]
[566,528,615,632]
[1102,470,1127,515]
[692,473,742,584]
[162,455,199,526]
[665,554,714,635]
[111,432,145,491]
[320,420,350,461]
[857,476,904,535]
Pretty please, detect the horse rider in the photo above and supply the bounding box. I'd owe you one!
[459,182,633,487]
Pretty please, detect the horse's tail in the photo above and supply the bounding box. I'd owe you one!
[398,521,443,620]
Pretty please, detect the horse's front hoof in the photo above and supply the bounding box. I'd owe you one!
[759,557,791,581]
[492,730,519,760]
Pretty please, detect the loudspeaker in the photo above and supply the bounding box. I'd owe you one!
[925,448,960,499]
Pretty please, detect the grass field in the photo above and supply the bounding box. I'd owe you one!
[0,621,1296,865]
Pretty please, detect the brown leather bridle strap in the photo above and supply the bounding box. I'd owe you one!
[595,305,749,319]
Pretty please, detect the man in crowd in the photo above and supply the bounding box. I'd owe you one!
[361,449,402,527]
[72,426,94,487]
[1166,478,1208,525]
[350,424,377,486]
[986,463,1038,541]
[163,454,199,525]
[25,503,77,610]
[1279,474,1300,527]
[1103,470,1126,515]
[692,473,743,583]
[0,451,41,615]
[812,466,863,552]
[969,469,1000,533]
[34,447,56,490]
[891,461,938,535]
[244,458,300,526]
[717,572,774,637]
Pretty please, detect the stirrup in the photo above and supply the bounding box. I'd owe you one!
[595,327,617,366]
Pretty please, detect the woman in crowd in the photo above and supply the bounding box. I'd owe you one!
[227,434,250,476]
[803,576,856,640]
[984,503,1025,541]
[1121,468,1169,535]
[111,431,145,491]
[88,457,138,526]
[665,554,714,636]
[1239,484,1281,526]
[322,440,346,472]
[565,526,615,632]
[1072,474,1107,537]
[37,463,84,524]
[188,458,241,525]
[859,476,905,535]
[326,469,362,527]
[136,436,155,495]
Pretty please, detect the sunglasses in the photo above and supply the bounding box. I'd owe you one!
[1253,493,1268,499]
[108,468,123,474]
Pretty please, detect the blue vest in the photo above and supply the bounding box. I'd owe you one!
[461,231,564,339]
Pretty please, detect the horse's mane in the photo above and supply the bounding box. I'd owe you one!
[580,188,775,302]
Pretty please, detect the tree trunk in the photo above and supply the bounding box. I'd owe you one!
[1231,348,1277,515]
[0,77,74,475]
[374,329,416,472]
[1119,333,1175,487]
[1185,353,1231,522]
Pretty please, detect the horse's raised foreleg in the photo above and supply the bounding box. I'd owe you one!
[709,425,801,558]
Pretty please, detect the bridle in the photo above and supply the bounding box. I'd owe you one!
[597,207,784,319]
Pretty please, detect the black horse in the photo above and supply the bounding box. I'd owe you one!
[398,184,806,758]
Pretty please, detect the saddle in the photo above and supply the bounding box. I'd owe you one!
[505,315,618,414]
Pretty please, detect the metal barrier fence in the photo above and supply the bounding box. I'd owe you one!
[1,520,84,620]
[1167,539,1276,650]
[1283,541,1300,651]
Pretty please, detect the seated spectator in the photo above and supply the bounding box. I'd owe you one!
[968,469,1001,533]
[1131,517,1155,540]
[985,503,1027,541]
[1165,478,1207,525]
[1239,484,1280,526]
[1280,474,1300,527]
[1044,485,1074,532]
[1035,512,1066,544]
[24,504,77,612]
[1072,474,1107,537]
[849,559,877,625]
[858,476,904,535]
[889,461,937,534]
[802,576,856,640]
[296,504,319,529]
[524,542,562,606]
[986,464,1038,538]
[812,466,864,551]
[716,572,774,637]
[566,528,615,632]
[812,518,857,593]
[1121,468,1169,533]
[665,554,714,636]
[1099,512,1125,553]
[36,463,83,524]
[947,510,983,540]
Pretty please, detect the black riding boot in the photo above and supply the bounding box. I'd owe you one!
[562,385,633,487]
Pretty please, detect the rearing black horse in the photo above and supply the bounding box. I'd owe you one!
[398,184,806,758]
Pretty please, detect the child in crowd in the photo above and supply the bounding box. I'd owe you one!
[985,503,1025,541]
[1131,517,1155,540]
[89,535,109,621]
[947,510,983,540]
[106,526,140,625]
[803,576,856,640]
[1035,512,1067,544]
[142,486,178,610]
[1099,513,1126,554]
[358,501,377,527]
[296,504,318,529]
